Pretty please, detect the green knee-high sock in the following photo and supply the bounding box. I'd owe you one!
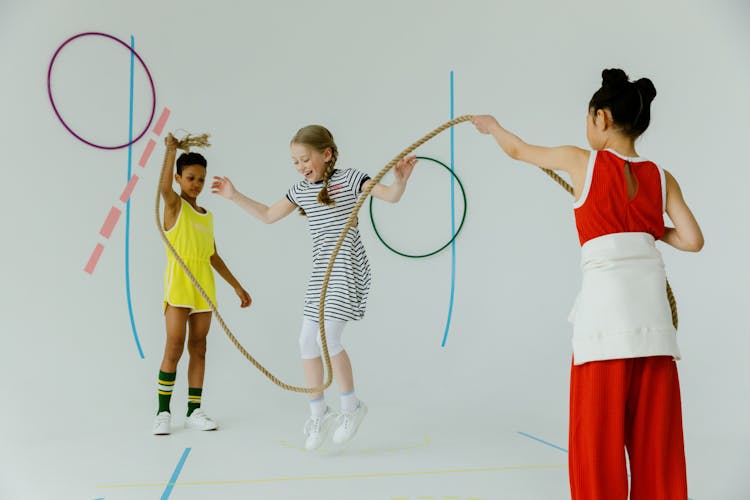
[157,371,176,414]
[187,387,202,417]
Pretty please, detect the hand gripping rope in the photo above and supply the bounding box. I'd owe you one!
[156,119,678,394]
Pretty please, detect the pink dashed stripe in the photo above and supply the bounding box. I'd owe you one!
[119,174,140,203]
[84,243,105,274]
[138,139,156,167]
[99,206,122,239]
[85,107,171,274]
[152,108,171,136]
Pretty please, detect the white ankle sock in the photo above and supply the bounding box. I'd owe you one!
[309,397,326,417]
[340,390,359,413]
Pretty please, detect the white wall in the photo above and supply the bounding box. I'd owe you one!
[1,0,748,498]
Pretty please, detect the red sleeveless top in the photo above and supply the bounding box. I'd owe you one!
[574,149,665,246]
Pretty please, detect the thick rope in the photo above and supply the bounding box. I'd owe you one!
[316,116,476,348]
[157,120,678,395]
[156,134,333,393]
[317,117,677,348]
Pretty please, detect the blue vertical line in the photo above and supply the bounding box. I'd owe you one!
[441,70,456,348]
[126,35,144,359]
[161,447,191,500]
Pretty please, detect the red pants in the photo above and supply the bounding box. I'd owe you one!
[569,356,688,500]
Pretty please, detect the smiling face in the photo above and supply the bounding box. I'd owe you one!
[175,164,206,199]
[291,142,332,183]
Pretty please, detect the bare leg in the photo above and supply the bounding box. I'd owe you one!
[186,311,212,388]
[331,350,354,394]
[303,357,325,400]
[160,305,190,372]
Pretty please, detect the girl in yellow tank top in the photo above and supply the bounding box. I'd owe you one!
[163,197,217,313]
[153,133,252,436]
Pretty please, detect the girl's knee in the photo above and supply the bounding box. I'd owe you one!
[299,331,320,359]
[315,334,344,357]
[315,320,345,357]
[187,338,207,358]
[163,342,184,364]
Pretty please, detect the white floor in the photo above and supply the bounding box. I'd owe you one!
[4,402,570,500]
[3,389,748,500]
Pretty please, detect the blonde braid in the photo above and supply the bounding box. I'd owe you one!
[296,160,336,216]
[317,159,337,206]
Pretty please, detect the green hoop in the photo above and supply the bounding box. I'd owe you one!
[368,156,467,258]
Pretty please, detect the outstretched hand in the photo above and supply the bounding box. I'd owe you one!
[471,115,501,134]
[393,154,418,182]
[211,176,237,200]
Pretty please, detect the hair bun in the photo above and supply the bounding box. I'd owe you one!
[602,68,629,88]
[634,77,657,103]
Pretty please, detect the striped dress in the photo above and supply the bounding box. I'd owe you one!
[286,168,372,321]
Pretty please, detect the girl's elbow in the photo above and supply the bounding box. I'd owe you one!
[263,210,285,224]
[505,137,527,160]
[689,236,704,252]
[679,234,704,252]
[506,144,521,160]
[375,192,399,204]
[685,228,704,252]
[261,210,275,224]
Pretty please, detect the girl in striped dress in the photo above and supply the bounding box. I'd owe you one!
[212,125,417,450]
[472,69,703,499]
[153,134,252,436]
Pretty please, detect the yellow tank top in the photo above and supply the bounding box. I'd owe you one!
[163,198,216,312]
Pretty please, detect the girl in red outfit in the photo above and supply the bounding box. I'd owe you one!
[473,68,703,500]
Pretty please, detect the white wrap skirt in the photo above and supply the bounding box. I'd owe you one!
[568,232,680,365]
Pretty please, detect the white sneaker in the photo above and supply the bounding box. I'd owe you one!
[303,407,336,451]
[332,401,368,444]
[184,408,218,431]
[153,411,171,435]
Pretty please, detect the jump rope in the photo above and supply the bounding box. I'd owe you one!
[156,116,678,394]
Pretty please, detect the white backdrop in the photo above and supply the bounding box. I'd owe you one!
[1,0,748,499]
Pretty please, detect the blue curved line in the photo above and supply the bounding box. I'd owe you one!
[441,70,456,348]
[126,35,144,359]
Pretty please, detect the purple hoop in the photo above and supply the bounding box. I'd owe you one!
[47,32,156,150]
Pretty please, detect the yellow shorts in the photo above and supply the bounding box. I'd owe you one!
[163,258,217,314]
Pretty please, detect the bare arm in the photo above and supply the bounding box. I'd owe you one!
[660,170,704,252]
[211,176,296,224]
[158,134,183,230]
[210,243,252,307]
[366,155,417,203]
[160,134,181,213]
[472,115,589,190]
